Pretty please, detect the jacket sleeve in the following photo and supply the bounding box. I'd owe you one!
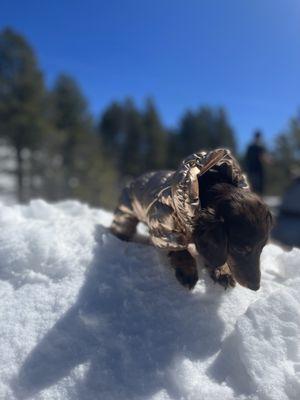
[150,229,187,250]
[147,201,187,250]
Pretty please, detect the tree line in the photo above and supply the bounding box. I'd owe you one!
[0,28,299,208]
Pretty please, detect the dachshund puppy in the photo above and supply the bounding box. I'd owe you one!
[111,149,272,290]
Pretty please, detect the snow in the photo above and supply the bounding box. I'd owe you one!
[0,200,299,400]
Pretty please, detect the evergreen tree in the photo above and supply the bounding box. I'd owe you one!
[0,28,47,202]
[99,101,125,157]
[61,131,118,208]
[214,108,236,153]
[121,99,145,177]
[166,128,182,169]
[178,110,199,157]
[99,98,146,178]
[46,74,118,206]
[49,74,93,197]
[178,106,236,158]
[267,113,300,194]
[143,98,167,170]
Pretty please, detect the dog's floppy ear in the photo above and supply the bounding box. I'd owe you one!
[193,208,228,268]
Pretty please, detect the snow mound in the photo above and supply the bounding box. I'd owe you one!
[0,200,300,400]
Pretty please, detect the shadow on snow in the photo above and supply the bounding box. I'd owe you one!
[13,225,226,400]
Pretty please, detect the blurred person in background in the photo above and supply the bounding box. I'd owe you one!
[245,130,269,195]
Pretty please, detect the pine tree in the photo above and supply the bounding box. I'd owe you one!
[99,98,146,178]
[214,108,236,153]
[267,113,300,194]
[46,74,118,206]
[49,74,93,197]
[0,28,47,202]
[178,108,211,157]
[99,101,125,157]
[166,128,182,169]
[121,99,145,177]
[178,106,236,158]
[143,98,167,170]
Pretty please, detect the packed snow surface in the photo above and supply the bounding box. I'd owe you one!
[0,200,300,400]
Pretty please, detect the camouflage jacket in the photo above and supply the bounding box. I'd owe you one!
[111,149,249,250]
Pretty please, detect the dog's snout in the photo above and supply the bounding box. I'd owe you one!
[247,282,260,291]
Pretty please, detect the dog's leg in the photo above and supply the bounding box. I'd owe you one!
[110,209,138,241]
[110,187,138,241]
[168,250,199,290]
[208,263,236,289]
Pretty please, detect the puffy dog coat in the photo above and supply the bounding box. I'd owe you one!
[111,148,249,250]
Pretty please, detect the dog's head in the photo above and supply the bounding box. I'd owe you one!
[193,183,272,290]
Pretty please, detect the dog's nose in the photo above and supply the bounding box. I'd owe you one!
[247,282,260,291]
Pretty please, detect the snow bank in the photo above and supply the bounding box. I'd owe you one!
[0,200,299,400]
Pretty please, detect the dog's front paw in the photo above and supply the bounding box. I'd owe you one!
[175,267,198,290]
[168,250,199,290]
[210,266,236,289]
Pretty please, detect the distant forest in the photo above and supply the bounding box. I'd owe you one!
[0,27,299,208]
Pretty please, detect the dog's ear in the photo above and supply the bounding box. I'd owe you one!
[193,208,228,268]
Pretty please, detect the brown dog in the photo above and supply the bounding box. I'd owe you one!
[111,149,272,290]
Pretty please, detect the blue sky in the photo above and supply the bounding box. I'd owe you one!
[1,0,300,150]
